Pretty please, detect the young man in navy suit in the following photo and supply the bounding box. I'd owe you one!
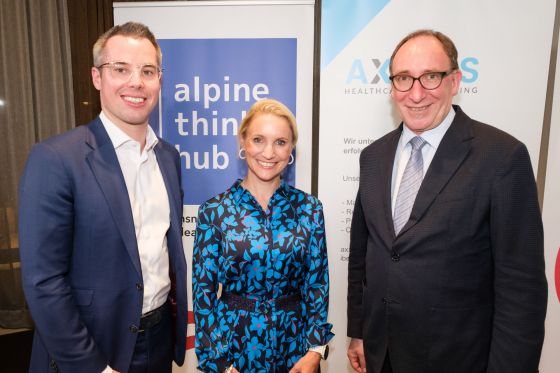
[19,22,187,373]
[347,30,547,373]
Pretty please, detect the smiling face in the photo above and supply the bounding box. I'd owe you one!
[240,113,294,187]
[91,35,160,132]
[390,35,462,134]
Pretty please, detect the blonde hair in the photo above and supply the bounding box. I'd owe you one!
[238,99,298,146]
[92,22,162,67]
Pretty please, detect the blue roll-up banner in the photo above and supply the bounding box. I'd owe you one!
[114,2,315,371]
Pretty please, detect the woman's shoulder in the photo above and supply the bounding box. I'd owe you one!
[282,183,322,208]
[198,180,242,211]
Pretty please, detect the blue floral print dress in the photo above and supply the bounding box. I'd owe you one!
[192,180,334,373]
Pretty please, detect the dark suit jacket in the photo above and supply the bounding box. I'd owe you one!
[19,117,188,373]
[347,106,547,373]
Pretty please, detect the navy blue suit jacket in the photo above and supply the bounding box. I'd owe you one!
[19,117,188,372]
[347,106,547,373]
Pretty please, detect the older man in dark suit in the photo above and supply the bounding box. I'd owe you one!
[346,29,547,373]
[19,22,187,373]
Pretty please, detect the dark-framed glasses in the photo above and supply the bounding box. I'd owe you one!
[389,70,454,92]
[96,62,163,82]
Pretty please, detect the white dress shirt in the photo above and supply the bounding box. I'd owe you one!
[391,108,456,215]
[100,112,171,315]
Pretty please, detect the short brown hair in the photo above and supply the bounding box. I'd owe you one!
[389,29,459,75]
[92,22,162,67]
[238,99,298,146]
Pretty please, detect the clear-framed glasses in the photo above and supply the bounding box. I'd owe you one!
[96,61,163,82]
[389,70,453,92]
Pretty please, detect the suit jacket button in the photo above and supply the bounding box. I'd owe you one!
[50,359,59,372]
[391,252,400,261]
[129,324,139,333]
[136,283,143,291]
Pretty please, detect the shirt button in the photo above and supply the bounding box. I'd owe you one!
[129,324,139,333]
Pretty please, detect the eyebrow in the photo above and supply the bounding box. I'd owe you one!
[251,134,290,140]
[393,68,450,75]
[107,61,158,67]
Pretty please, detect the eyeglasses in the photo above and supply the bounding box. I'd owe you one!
[389,71,454,92]
[96,62,163,82]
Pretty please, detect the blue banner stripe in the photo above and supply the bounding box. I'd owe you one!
[321,0,390,70]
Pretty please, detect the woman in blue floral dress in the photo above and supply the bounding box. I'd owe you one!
[192,99,334,373]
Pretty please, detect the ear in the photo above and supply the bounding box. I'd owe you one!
[91,67,102,91]
[450,69,462,96]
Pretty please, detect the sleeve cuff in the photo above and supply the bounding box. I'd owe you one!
[309,345,327,359]
[306,321,335,347]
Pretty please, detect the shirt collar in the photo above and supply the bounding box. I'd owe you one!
[230,178,291,207]
[99,111,159,151]
[401,106,455,148]
[145,125,159,151]
[230,179,245,206]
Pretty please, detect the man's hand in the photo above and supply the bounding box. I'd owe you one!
[347,338,367,372]
[289,350,321,373]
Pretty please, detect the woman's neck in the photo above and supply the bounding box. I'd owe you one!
[241,176,281,211]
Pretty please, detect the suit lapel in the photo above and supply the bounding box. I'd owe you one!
[380,129,402,239]
[85,118,142,276]
[154,143,183,268]
[155,144,184,327]
[155,144,182,231]
[397,106,473,236]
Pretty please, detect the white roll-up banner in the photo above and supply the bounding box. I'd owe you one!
[541,23,560,373]
[319,1,556,372]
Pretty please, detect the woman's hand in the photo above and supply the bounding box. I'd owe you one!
[289,350,321,373]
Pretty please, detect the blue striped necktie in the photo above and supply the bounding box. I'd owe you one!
[393,136,427,234]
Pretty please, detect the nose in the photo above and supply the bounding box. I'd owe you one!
[407,79,425,102]
[262,143,274,159]
[128,69,145,87]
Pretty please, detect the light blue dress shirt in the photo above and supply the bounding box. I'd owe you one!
[391,108,456,214]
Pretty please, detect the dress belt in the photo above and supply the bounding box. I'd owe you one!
[220,292,302,314]
[139,302,167,331]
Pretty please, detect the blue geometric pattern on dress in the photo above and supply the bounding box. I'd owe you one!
[321,0,390,69]
[192,179,334,373]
